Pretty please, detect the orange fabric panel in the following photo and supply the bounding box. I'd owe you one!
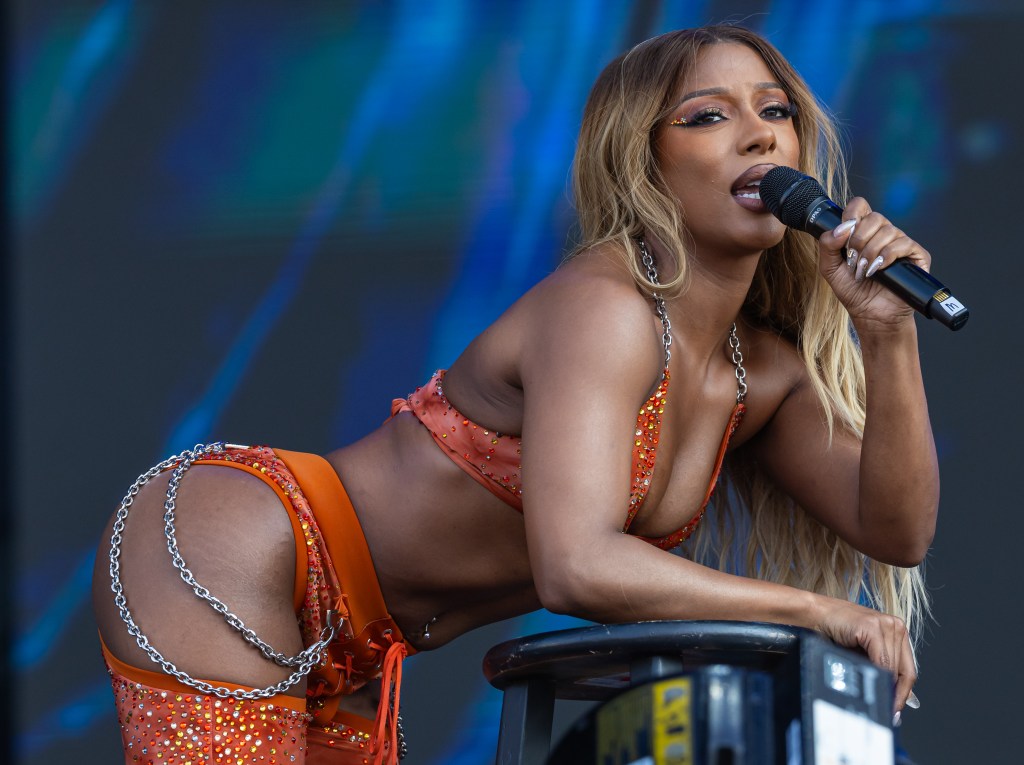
[273,449,405,649]
[106,669,313,764]
[100,635,307,714]
[390,370,524,508]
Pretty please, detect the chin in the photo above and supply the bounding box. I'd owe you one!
[738,220,788,254]
[765,229,788,250]
[690,215,789,258]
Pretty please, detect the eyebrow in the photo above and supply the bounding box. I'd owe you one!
[677,81,785,105]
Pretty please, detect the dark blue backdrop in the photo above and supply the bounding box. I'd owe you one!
[10,1,1023,762]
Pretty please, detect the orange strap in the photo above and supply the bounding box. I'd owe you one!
[99,635,308,714]
[275,448,398,635]
[369,637,408,765]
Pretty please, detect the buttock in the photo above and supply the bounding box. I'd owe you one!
[99,443,411,764]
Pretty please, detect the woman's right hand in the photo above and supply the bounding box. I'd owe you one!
[814,595,916,719]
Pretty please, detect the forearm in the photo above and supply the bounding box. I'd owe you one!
[538,531,917,713]
[855,318,939,562]
[538,532,826,628]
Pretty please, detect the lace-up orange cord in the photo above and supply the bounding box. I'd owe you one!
[369,636,407,765]
[344,653,355,688]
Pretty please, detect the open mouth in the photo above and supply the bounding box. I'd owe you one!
[733,180,761,200]
[730,164,778,209]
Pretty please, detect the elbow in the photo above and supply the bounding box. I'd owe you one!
[901,497,939,566]
[880,543,930,569]
[861,489,938,567]
[535,583,578,617]
[532,547,610,618]
[905,526,936,567]
[531,532,649,620]
[872,517,936,568]
[533,561,590,616]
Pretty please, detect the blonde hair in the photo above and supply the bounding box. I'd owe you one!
[570,26,929,643]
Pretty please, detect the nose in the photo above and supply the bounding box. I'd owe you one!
[738,110,777,155]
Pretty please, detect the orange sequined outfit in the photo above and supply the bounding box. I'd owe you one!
[103,445,410,765]
[392,369,745,550]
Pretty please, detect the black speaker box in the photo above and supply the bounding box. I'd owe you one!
[546,632,894,765]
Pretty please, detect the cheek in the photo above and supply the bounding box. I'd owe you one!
[780,126,801,162]
[664,155,718,202]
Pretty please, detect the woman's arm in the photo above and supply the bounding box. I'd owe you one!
[856,320,939,560]
[749,198,939,566]
[514,254,917,712]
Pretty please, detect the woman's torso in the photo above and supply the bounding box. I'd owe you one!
[329,251,805,649]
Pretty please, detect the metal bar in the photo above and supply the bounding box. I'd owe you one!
[495,678,555,765]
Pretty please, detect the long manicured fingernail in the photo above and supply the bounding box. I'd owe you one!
[833,219,857,239]
[855,257,868,281]
[906,691,920,709]
[893,711,902,727]
[866,255,885,278]
[846,248,858,268]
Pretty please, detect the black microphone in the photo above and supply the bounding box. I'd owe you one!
[760,166,969,331]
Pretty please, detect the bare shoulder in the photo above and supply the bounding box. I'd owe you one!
[444,242,663,432]
[456,241,663,386]
[547,245,646,301]
[515,244,663,380]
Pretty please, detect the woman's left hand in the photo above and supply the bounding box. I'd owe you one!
[816,196,932,331]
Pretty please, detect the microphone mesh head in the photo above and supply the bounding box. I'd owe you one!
[760,167,827,228]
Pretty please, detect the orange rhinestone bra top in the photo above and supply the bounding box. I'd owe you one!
[391,242,747,550]
[391,364,744,550]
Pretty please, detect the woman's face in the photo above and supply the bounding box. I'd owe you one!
[655,42,800,258]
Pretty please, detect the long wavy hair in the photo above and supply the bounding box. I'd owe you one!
[570,26,929,644]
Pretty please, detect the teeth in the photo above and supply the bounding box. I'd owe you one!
[751,179,762,186]
[737,192,760,199]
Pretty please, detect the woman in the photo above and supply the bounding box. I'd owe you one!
[93,25,938,765]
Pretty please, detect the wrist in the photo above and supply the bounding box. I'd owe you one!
[852,313,919,342]
[854,316,921,368]
[782,588,830,632]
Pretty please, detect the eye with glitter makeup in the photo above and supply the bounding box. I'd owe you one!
[670,107,726,127]
[669,100,796,128]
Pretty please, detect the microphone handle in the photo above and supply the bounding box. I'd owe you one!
[800,197,969,331]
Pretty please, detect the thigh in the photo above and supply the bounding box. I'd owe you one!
[92,463,306,697]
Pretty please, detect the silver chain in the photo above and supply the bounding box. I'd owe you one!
[398,716,408,759]
[728,327,748,403]
[108,442,343,700]
[639,238,673,368]
[161,444,313,667]
[638,238,746,401]
[397,713,408,759]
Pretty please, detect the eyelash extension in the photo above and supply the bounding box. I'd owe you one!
[767,103,798,119]
[669,107,724,127]
[669,102,798,127]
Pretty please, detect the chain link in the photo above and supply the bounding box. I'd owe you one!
[638,238,746,400]
[728,326,748,403]
[638,238,673,368]
[397,714,408,759]
[161,445,315,667]
[108,442,343,700]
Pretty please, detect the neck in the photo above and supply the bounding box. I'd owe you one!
[644,235,762,358]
